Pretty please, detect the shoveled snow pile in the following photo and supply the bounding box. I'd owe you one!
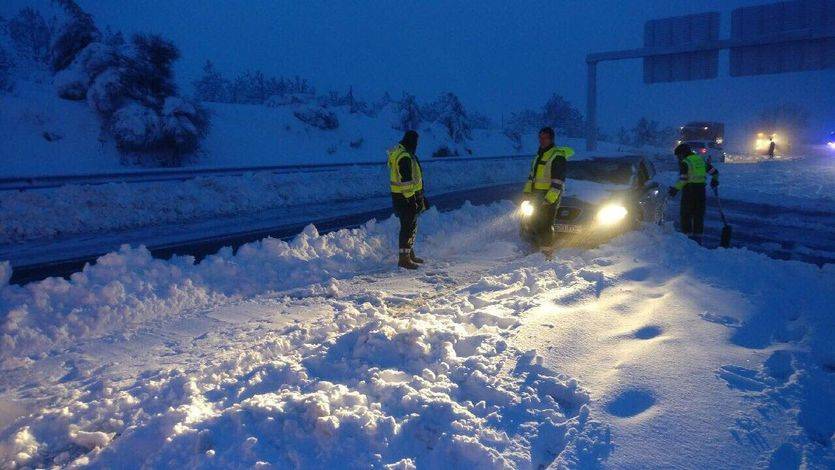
[0,202,517,364]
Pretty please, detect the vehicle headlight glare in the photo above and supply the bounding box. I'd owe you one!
[519,200,534,217]
[596,204,628,226]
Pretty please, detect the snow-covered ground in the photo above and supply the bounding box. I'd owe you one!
[1,202,833,468]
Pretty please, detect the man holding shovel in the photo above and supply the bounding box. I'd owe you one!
[668,143,720,245]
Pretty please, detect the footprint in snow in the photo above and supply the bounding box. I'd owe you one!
[606,389,656,418]
[633,325,662,340]
[619,266,652,282]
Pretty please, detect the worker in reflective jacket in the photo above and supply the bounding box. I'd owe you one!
[388,130,428,269]
[668,143,719,243]
[523,127,574,250]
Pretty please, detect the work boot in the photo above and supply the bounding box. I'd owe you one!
[398,250,419,270]
[410,249,425,264]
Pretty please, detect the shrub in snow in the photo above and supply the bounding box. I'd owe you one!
[49,0,99,71]
[7,7,52,64]
[109,102,162,153]
[160,96,210,156]
[294,106,339,130]
[54,64,89,100]
[54,42,119,100]
[86,67,125,116]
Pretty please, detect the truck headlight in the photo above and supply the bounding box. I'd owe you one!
[596,204,628,226]
[519,200,535,217]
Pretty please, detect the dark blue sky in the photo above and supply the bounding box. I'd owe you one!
[13,0,835,145]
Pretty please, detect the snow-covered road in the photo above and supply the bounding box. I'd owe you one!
[1,201,833,468]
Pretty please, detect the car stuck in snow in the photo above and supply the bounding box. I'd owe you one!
[520,157,667,248]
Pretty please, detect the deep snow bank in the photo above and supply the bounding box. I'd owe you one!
[0,202,518,366]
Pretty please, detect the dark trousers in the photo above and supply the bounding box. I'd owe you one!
[680,184,706,235]
[392,194,419,250]
[534,203,558,247]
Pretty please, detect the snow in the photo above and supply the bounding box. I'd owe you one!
[661,155,835,212]
[0,157,619,245]
[1,201,833,468]
[0,80,631,179]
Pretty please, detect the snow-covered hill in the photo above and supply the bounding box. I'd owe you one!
[0,78,636,178]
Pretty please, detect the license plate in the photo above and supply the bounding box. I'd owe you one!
[554,223,582,233]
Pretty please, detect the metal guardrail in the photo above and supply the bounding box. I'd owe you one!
[0,154,532,191]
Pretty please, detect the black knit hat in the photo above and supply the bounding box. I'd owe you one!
[539,127,555,139]
[401,130,419,152]
[674,143,692,158]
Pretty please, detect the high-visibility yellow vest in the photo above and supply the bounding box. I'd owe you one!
[523,146,573,198]
[388,144,423,197]
[674,153,708,190]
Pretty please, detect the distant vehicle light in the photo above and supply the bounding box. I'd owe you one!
[699,148,708,154]
[519,200,534,217]
[716,138,723,145]
[596,204,628,226]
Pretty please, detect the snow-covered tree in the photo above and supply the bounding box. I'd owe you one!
[503,109,541,150]
[431,92,472,143]
[7,7,52,63]
[193,60,228,102]
[124,33,179,105]
[397,93,422,131]
[542,94,584,138]
[49,0,99,71]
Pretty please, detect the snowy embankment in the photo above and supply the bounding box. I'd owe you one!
[1,202,833,467]
[0,158,529,244]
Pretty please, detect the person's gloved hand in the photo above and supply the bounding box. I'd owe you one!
[710,179,719,188]
[667,187,679,197]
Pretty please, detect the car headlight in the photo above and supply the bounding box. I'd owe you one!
[596,204,628,226]
[519,200,534,217]
[828,141,835,150]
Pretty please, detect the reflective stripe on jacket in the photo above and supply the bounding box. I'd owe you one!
[388,144,423,197]
[523,146,574,204]
[674,153,718,190]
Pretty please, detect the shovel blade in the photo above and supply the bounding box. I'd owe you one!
[720,224,732,248]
